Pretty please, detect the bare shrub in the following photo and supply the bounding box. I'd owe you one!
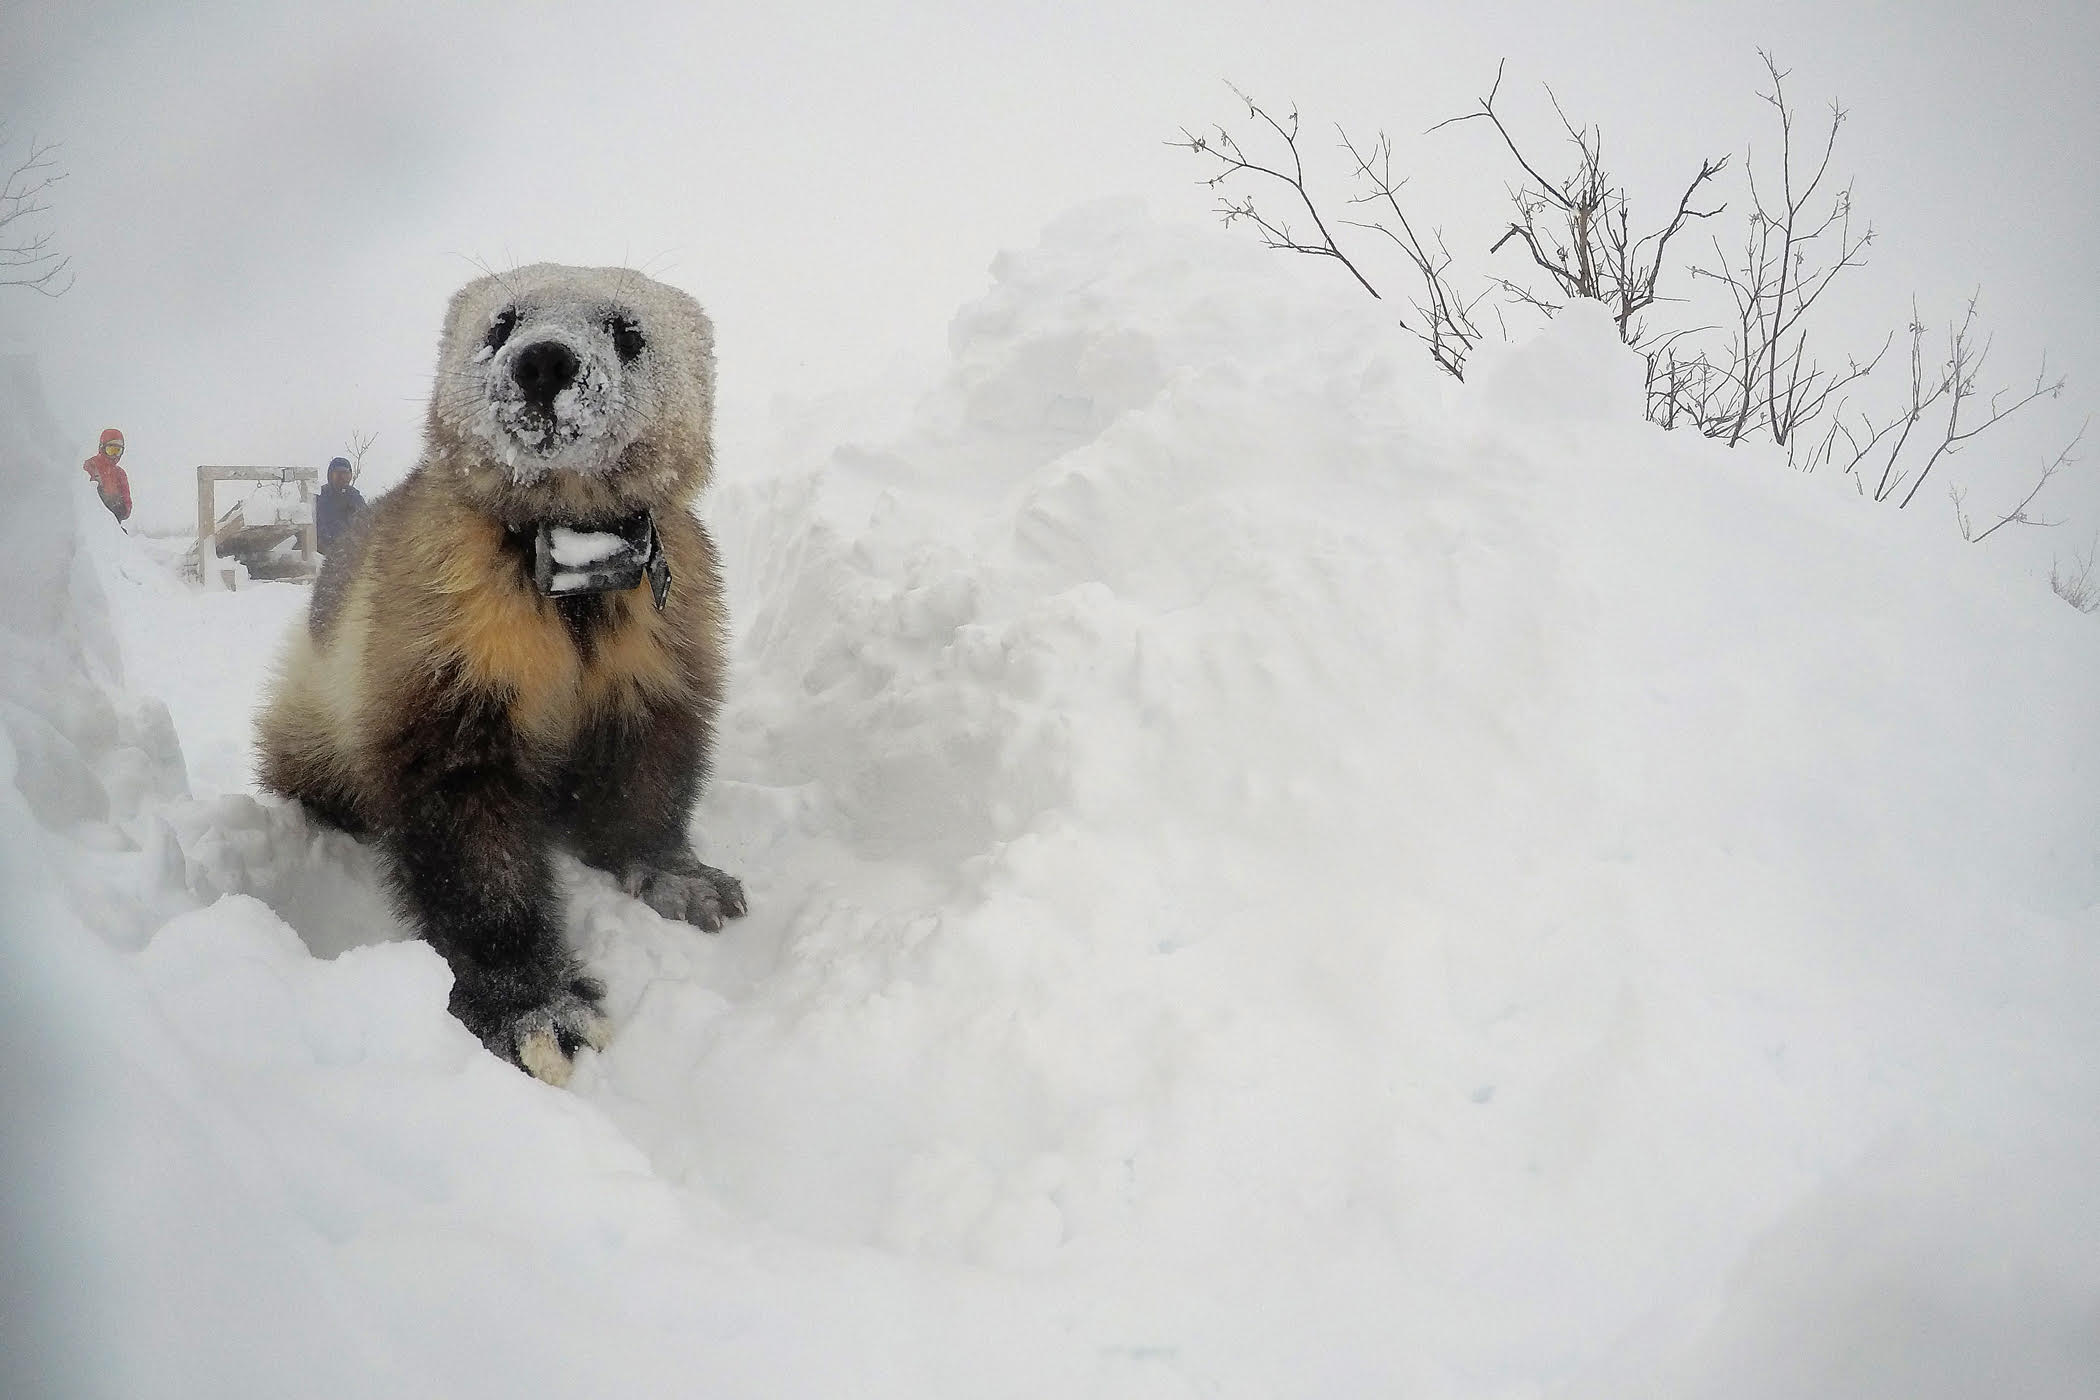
[1665,53,1883,458]
[1825,295,2069,515]
[344,428,379,475]
[1175,53,2084,540]
[2049,533,2100,613]
[1434,61,1728,355]
[1174,89,1489,379]
[1,125,72,297]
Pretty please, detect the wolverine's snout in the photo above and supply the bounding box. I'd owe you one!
[513,339,580,408]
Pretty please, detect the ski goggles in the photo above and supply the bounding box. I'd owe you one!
[103,442,125,457]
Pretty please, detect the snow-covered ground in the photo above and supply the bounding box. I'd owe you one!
[5,202,2097,1399]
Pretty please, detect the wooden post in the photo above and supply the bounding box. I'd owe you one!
[293,469,315,562]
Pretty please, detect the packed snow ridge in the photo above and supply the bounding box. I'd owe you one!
[4,200,2096,1399]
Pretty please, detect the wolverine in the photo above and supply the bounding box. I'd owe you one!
[258,264,745,1086]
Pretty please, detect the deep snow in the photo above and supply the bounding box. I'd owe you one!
[4,202,2097,1399]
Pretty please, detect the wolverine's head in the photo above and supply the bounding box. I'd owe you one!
[430,264,716,524]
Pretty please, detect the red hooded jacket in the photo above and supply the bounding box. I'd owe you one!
[83,428,132,521]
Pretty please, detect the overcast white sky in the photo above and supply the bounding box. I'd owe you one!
[6,0,2096,549]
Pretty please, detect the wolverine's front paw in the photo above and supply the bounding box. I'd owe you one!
[624,859,747,932]
[456,971,611,1087]
[508,979,613,1087]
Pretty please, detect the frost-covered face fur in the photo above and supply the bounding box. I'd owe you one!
[432,264,715,514]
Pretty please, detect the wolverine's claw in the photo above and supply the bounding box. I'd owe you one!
[625,859,747,933]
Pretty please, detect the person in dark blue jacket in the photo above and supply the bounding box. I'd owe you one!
[315,456,367,554]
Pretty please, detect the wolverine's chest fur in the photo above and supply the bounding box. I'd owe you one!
[422,509,683,747]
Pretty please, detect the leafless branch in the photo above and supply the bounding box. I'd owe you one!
[1845,293,2067,506]
[1175,83,1502,378]
[1961,416,2085,542]
[344,429,378,476]
[0,125,74,296]
[1172,87,1384,303]
[1336,128,1487,378]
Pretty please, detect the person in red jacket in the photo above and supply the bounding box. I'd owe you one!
[82,428,132,523]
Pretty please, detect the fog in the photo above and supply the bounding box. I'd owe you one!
[7,0,2096,559]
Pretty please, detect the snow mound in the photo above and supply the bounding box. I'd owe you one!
[7,204,2099,1398]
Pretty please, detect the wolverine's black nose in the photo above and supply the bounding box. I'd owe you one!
[512,340,579,406]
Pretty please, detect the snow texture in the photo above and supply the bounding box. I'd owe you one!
[546,525,629,567]
[4,202,2098,1398]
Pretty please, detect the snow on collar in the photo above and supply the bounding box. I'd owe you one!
[530,512,671,611]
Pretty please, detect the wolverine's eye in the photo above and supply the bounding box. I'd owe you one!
[485,308,518,352]
[606,316,646,364]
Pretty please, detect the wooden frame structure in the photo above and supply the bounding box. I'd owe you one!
[195,465,320,588]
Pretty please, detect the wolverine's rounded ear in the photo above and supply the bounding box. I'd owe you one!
[440,279,481,361]
[674,296,718,424]
[440,273,507,364]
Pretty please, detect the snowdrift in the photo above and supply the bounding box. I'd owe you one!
[5,202,2097,1398]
